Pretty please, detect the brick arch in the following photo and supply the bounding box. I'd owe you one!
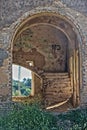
[9,5,83,110]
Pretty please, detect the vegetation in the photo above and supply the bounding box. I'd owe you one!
[0,104,87,130]
[12,78,31,96]
[57,107,87,130]
[0,103,57,130]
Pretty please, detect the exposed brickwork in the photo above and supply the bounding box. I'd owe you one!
[0,0,87,111]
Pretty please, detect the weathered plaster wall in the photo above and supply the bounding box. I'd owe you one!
[11,10,82,108]
[13,25,68,72]
[0,0,87,110]
[10,6,87,107]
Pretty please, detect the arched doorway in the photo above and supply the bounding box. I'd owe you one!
[12,12,81,110]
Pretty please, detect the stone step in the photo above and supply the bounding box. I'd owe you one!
[45,91,72,97]
[51,79,70,81]
[45,96,72,106]
[44,73,70,79]
[44,72,69,76]
[46,88,72,93]
[46,83,71,88]
[45,97,71,103]
[45,88,72,93]
[44,72,72,107]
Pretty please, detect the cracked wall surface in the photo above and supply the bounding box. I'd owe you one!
[0,0,87,110]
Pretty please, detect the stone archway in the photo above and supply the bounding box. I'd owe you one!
[11,12,81,110]
[2,0,87,112]
[1,0,86,111]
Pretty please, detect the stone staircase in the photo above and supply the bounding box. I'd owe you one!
[43,73,73,108]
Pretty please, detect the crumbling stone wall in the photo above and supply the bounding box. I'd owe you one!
[0,0,87,111]
[61,0,87,16]
[0,0,87,30]
[0,0,53,29]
